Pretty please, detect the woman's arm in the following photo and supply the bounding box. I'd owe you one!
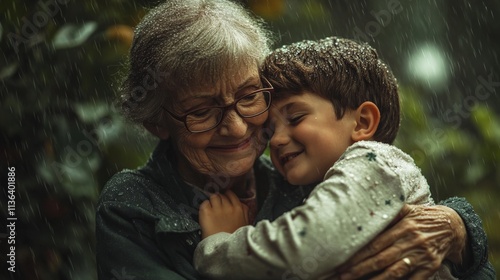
[441,197,495,279]
[336,200,496,279]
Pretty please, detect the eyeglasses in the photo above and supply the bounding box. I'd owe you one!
[163,78,274,133]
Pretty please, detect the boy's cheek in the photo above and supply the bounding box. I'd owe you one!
[270,151,285,176]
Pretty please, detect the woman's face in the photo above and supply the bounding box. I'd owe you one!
[159,68,269,186]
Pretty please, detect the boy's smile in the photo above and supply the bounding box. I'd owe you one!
[279,150,304,166]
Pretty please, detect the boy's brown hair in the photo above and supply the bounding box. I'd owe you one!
[261,37,400,144]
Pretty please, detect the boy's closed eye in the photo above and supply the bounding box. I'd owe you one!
[287,113,306,125]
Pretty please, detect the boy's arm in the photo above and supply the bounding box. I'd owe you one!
[193,148,407,279]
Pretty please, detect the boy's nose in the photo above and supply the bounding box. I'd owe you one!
[269,123,290,148]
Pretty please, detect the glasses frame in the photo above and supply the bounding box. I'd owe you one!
[162,77,274,133]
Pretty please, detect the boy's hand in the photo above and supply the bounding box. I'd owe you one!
[199,190,249,239]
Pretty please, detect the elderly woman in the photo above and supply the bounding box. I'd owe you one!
[95,0,494,279]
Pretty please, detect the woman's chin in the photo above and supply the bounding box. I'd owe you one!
[221,155,257,177]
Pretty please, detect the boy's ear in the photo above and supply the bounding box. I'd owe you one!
[144,122,170,140]
[351,101,380,142]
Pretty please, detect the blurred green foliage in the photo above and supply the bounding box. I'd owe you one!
[396,87,500,272]
[1,0,498,279]
[1,1,155,279]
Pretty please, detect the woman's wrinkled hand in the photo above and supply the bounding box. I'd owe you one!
[337,204,468,279]
[199,190,249,239]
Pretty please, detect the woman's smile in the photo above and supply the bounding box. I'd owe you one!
[208,137,252,153]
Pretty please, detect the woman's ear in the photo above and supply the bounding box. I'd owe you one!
[352,101,380,142]
[144,122,170,140]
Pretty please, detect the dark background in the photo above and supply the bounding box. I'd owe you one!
[1,0,499,279]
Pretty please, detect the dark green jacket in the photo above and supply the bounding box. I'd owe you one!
[96,140,495,279]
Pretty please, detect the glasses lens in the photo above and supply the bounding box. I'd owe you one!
[183,90,271,133]
[236,90,271,117]
[185,108,222,132]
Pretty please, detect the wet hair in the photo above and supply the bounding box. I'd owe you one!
[261,37,400,144]
[119,0,273,125]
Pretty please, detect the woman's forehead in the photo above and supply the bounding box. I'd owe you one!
[174,67,261,103]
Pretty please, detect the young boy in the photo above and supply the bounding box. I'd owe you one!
[193,37,456,279]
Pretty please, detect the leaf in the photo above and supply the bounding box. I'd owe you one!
[0,62,19,80]
[471,104,500,143]
[52,22,98,49]
[73,102,109,123]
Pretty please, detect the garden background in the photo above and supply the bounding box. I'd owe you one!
[1,0,499,279]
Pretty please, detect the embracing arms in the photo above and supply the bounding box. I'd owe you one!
[194,147,412,279]
[336,199,496,279]
[194,144,495,279]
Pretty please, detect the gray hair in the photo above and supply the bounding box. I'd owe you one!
[120,0,273,125]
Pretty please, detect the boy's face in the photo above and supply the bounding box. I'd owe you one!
[268,91,357,185]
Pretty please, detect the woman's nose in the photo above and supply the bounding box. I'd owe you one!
[218,109,247,137]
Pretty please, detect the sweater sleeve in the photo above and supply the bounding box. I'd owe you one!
[439,197,496,279]
[193,147,408,280]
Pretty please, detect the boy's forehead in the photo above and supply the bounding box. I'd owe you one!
[271,90,331,111]
[270,91,307,113]
[272,91,299,102]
